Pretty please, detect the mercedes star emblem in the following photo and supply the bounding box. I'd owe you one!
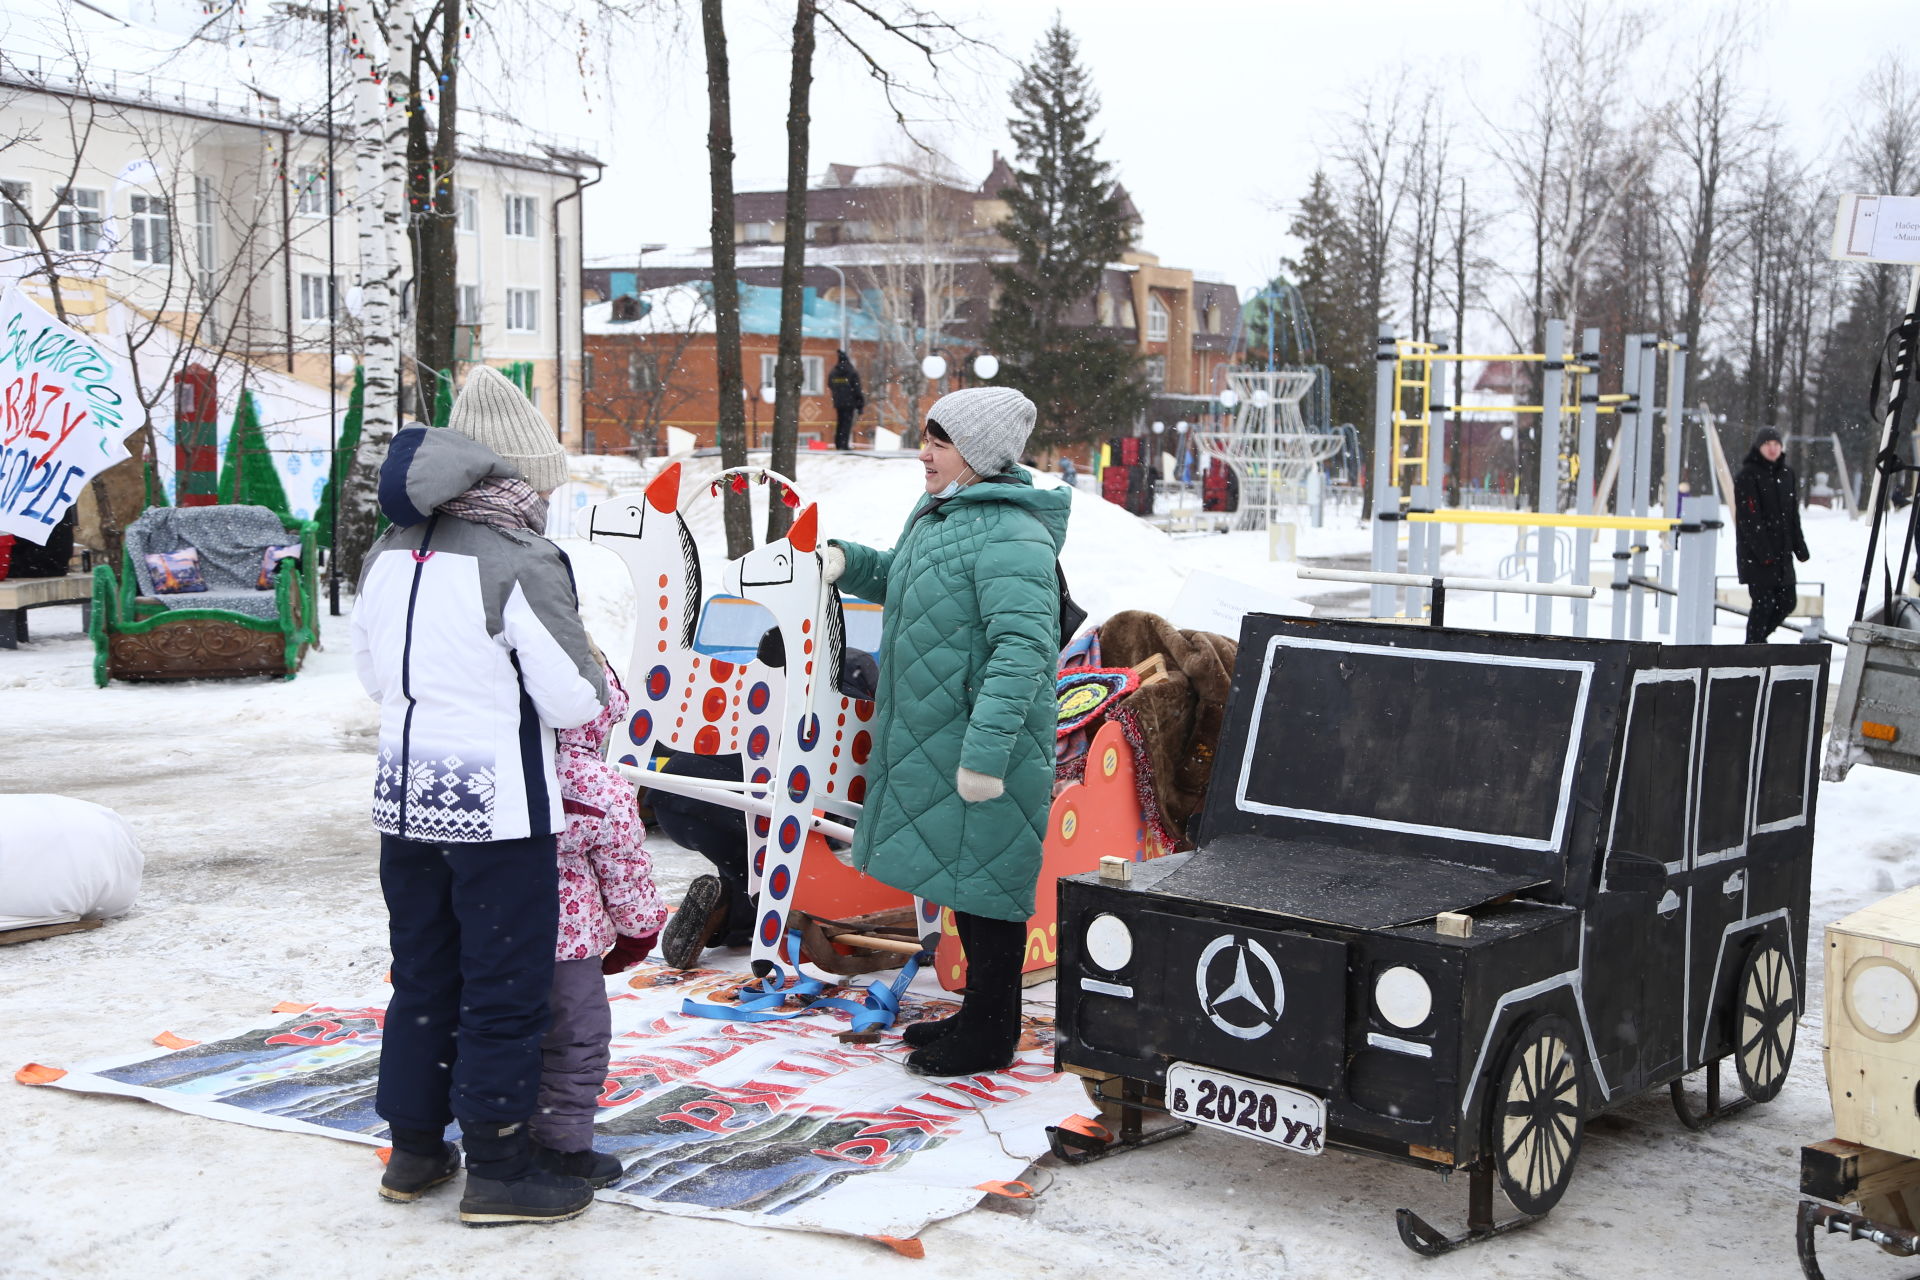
[1196,934,1285,1040]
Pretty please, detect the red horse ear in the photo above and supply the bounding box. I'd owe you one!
[645,462,681,513]
[788,503,818,553]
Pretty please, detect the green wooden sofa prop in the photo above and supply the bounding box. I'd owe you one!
[90,504,319,685]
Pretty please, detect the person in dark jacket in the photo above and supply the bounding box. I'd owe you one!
[352,366,604,1226]
[1733,426,1810,643]
[828,350,865,451]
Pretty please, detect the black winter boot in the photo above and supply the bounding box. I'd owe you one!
[533,1142,625,1189]
[379,1128,461,1202]
[901,913,974,1048]
[906,915,1024,1077]
[661,875,731,970]
[457,1121,593,1226]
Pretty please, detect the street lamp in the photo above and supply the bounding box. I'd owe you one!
[1218,388,1239,411]
[922,354,948,381]
[973,354,999,380]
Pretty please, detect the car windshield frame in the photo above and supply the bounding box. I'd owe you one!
[1232,633,1595,855]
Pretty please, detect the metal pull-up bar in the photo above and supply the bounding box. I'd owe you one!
[1297,566,1592,628]
[1402,510,1683,533]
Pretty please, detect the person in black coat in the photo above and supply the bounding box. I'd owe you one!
[828,349,865,451]
[1733,426,1810,643]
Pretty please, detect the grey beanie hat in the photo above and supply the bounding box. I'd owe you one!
[926,386,1037,477]
[447,365,569,492]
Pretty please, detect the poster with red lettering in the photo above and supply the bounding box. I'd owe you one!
[19,963,1083,1241]
[0,286,140,544]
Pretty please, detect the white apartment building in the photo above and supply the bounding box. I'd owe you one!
[0,0,599,465]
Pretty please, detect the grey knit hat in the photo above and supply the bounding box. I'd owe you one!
[447,365,569,492]
[926,386,1037,477]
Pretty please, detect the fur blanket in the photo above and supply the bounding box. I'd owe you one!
[1071,610,1236,848]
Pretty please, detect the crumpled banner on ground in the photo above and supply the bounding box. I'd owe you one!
[24,962,1080,1241]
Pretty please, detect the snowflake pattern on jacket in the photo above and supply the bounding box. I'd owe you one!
[555,666,668,961]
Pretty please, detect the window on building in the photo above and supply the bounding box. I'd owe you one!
[130,194,171,263]
[504,194,537,239]
[1097,291,1115,327]
[55,186,104,253]
[584,430,597,453]
[295,164,334,216]
[630,351,658,392]
[1205,303,1221,335]
[1117,294,1136,328]
[456,187,479,233]
[2,181,33,249]
[456,283,482,325]
[1147,294,1170,342]
[742,221,775,244]
[1144,355,1167,390]
[582,352,594,390]
[299,273,337,322]
[759,354,825,396]
[506,287,539,332]
[194,177,217,337]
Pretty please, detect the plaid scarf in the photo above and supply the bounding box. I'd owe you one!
[440,476,549,535]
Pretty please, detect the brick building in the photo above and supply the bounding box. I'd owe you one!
[582,159,1241,457]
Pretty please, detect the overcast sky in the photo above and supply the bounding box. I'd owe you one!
[573,0,1909,303]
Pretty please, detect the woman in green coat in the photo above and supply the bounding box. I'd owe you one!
[821,386,1069,1076]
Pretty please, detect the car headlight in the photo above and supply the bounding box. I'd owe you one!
[1084,913,1133,972]
[1374,965,1433,1030]
[1848,959,1920,1038]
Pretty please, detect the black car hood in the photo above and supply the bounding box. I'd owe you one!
[1146,834,1549,930]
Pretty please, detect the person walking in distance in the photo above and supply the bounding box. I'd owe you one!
[352,366,605,1226]
[1734,426,1811,643]
[829,349,866,451]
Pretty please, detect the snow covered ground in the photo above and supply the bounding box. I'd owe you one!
[5,458,1918,1279]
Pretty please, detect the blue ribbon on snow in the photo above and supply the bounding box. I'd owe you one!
[679,930,929,1033]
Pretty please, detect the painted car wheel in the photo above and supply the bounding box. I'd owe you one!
[1734,938,1796,1104]
[1491,1014,1583,1217]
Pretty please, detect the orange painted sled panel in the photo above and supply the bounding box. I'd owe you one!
[937,719,1173,990]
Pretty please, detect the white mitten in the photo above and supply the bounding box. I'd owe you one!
[821,543,846,584]
[956,767,1005,803]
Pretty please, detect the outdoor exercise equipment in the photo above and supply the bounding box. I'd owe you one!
[1369,324,1716,641]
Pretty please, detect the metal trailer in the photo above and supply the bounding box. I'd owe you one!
[1822,265,1920,784]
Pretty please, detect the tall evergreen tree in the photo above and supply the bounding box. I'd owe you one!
[987,20,1145,450]
[1280,170,1374,430]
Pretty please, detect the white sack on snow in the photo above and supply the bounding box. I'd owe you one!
[0,795,144,930]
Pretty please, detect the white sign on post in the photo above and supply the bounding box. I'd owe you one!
[1832,194,1920,265]
[0,286,141,544]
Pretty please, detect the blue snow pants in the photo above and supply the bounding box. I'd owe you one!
[375,833,559,1132]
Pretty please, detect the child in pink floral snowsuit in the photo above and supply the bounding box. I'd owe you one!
[531,663,667,1181]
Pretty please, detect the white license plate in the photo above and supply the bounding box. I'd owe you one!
[1165,1063,1326,1155]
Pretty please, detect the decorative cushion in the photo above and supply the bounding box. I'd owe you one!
[143,548,209,594]
[257,544,302,590]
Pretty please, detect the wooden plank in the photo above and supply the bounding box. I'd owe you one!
[0,573,92,609]
[1020,965,1055,989]
[0,918,103,946]
[1802,1138,1920,1203]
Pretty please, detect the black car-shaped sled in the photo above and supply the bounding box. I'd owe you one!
[1050,615,1827,1254]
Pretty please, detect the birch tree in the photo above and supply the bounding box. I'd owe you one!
[336,0,416,585]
